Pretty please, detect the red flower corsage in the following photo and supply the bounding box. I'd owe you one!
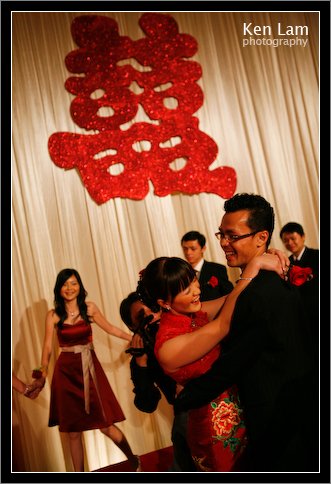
[208,276,219,288]
[32,365,48,379]
[288,265,313,286]
[32,369,43,379]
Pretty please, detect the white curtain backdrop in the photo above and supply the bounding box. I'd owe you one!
[12,10,319,472]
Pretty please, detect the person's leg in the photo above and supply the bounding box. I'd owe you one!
[100,425,140,470]
[170,411,197,471]
[67,432,84,471]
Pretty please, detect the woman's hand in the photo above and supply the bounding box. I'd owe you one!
[86,301,98,320]
[243,252,289,279]
[267,248,290,275]
[24,378,45,399]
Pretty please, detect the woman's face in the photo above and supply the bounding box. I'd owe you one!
[60,275,80,301]
[170,278,201,315]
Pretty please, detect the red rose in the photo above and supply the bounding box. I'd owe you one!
[288,265,313,286]
[208,276,218,288]
[32,369,43,379]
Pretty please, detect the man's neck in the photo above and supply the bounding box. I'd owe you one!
[193,259,204,271]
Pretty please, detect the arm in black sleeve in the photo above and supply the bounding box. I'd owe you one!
[130,358,162,413]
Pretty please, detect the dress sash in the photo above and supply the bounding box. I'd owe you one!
[60,343,105,418]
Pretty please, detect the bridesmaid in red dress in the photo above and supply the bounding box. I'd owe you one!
[137,255,284,472]
[32,268,141,472]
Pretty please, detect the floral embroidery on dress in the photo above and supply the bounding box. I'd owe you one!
[211,394,246,453]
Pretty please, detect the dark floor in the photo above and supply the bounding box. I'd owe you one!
[93,445,174,472]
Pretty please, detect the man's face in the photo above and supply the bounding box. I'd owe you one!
[129,300,161,332]
[181,239,206,267]
[281,232,305,258]
[219,210,264,269]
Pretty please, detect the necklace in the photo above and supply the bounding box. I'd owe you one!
[68,310,79,318]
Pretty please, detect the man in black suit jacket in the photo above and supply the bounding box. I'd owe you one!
[175,194,318,472]
[181,230,233,301]
[280,222,319,357]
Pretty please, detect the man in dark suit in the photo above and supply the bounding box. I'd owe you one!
[280,222,319,357]
[175,194,318,472]
[181,230,233,301]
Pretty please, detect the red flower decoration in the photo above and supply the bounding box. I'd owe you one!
[208,276,218,288]
[288,265,313,286]
[48,13,237,203]
[32,369,43,379]
[138,269,145,280]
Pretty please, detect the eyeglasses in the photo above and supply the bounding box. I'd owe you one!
[215,231,258,243]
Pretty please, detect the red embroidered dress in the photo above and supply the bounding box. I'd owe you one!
[154,310,247,471]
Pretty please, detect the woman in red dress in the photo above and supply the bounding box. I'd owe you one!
[33,268,141,472]
[137,255,286,472]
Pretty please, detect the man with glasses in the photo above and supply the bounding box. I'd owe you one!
[175,193,318,472]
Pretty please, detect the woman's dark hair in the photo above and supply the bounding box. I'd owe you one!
[54,268,90,328]
[137,257,196,312]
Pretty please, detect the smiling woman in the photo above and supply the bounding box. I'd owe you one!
[136,254,282,471]
[11,9,319,473]
[30,268,141,473]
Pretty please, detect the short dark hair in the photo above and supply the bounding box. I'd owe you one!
[224,193,275,248]
[279,222,304,238]
[181,231,206,248]
[120,292,141,330]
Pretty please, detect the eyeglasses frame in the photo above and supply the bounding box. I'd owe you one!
[214,230,259,243]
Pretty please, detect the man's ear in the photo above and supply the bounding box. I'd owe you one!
[256,230,269,247]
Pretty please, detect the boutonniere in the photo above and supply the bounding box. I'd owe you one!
[288,265,313,286]
[208,276,219,288]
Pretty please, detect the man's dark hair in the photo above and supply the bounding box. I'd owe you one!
[120,292,141,330]
[181,231,206,248]
[279,222,305,239]
[224,193,275,248]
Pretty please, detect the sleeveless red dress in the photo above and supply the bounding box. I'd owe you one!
[49,320,125,432]
[154,310,247,472]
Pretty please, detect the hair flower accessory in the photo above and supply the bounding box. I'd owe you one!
[288,265,313,286]
[208,276,219,288]
[138,269,145,280]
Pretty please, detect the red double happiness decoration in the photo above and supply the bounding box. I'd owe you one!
[48,13,237,203]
